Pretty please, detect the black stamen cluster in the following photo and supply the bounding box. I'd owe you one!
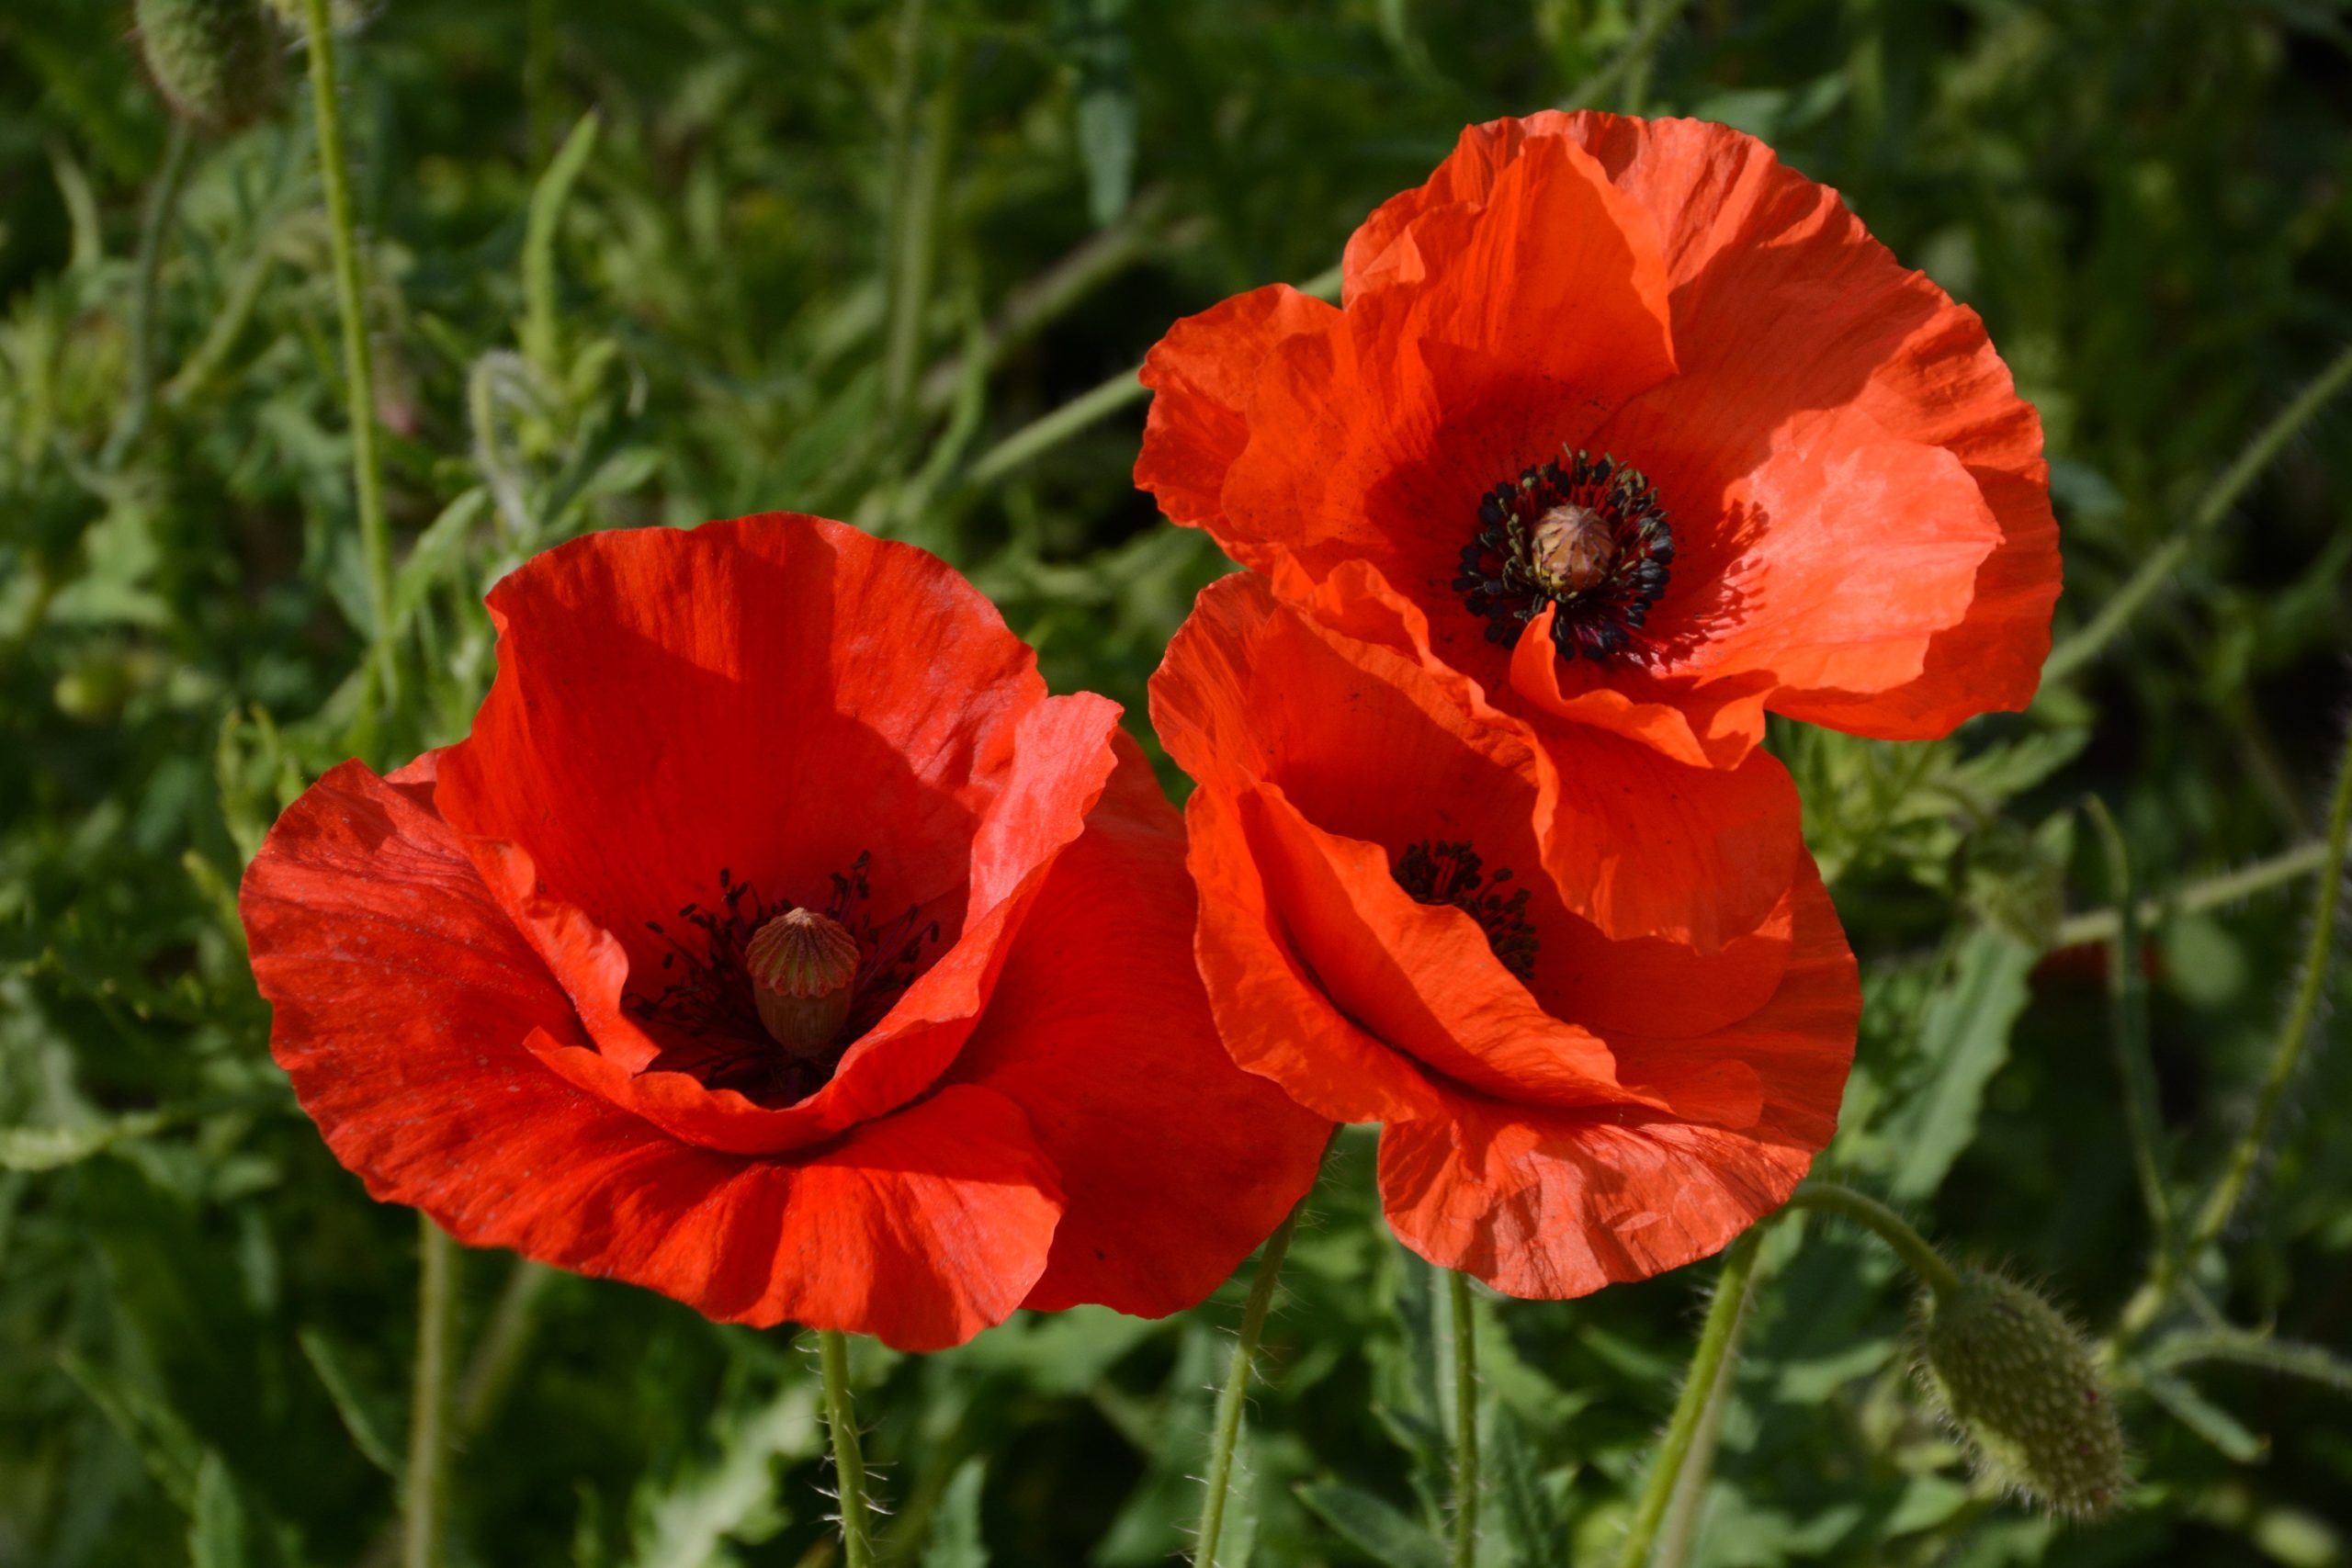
[1392,838,1539,980]
[633,853,942,1099]
[1456,447,1674,662]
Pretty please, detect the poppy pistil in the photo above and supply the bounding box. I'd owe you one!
[1454,447,1674,664]
[748,907,862,1059]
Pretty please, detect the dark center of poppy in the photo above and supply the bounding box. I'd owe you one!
[633,854,941,1100]
[1455,448,1673,662]
[1392,838,1539,980]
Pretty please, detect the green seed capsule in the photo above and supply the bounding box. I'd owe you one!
[1919,1271,2128,1517]
[135,0,281,132]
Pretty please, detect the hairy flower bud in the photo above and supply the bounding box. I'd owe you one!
[1918,1271,2128,1517]
[135,0,281,133]
[746,908,861,1061]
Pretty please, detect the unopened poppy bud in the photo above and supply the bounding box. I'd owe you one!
[1918,1271,2127,1518]
[746,908,860,1060]
[134,0,281,133]
[1530,503,1615,595]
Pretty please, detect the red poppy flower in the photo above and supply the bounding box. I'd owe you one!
[1150,572,1860,1296]
[1137,111,2059,934]
[241,514,1327,1351]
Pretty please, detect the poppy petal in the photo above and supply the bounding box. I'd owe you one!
[1137,283,1339,534]
[953,732,1331,1316]
[242,760,1064,1350]
[1183,783,1447,1126]
[1374,850,1856,1296]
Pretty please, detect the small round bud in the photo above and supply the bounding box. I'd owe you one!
[746,908,861,1061]
[134,0,281,133]
[1531,503,1615,595]
[1918,1271,2128,1517]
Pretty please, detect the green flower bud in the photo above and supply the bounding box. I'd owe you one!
[134,0,281,133]
[1918,1271,2128,1518]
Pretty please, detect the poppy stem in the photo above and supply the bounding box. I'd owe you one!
[1612,1227,1764,1568]
[401,1217,455,1568]
[2120,715,2352,1341]
[1193,1200,1306,1567]
[298,0,400,715]
[1783,1181,1960,1299]
[1448,1269,1481,1568]
[2042,339,2352,686]
[818,1329,876,1568]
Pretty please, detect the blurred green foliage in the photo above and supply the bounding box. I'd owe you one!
[3,0,2350,1563]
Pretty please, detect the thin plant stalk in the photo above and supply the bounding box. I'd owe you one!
[300,0,400,710]
[819,1329,877,1568]
[2052,839,2330,949]
[1613,1227,1764,1568]
[1448,1269,1481,1568]
[2043,341,2352,684]
[2085,797,2173,1254]
[1194,1201,1306,1568]
[2187,718,2352,1255]
[402,1218,455,1568]
[102,118,192,469]
[1784,1181,1960,1298]
[1654,1240,1767,1568]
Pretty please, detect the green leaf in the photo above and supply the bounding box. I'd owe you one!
[297,1327,403,1479]
[187,1451,249,1568]
[0,1110,173,1170]
[1488,1405,1565,1568]
[624,1379,823,1568]
[1295,1480,1445,1568]
[2140,1368,2267,1462]
[1883,924,2037,1201]
[922,1459,989,1568]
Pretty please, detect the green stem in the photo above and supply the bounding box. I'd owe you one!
[1613,1228,1764,1568]
[1449,1269,1480,1568]
[2186,717,2352,1256]
[101,118,192,470]
[2043,341,2352,685]
[963,265,1343,489]
[1194,1201,1306,1568]
[818,1330,876,1568]
[1653,1236,1766,1568]
[2084,797,2173,1252]
[2052,840,2330,950]
[402,1218,454,1568]
[300,0,400,711]
[1784,1181,1960,1298]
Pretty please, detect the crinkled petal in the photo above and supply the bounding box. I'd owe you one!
[240,760,1063,1350]
[1376,851,1856,1296]
[952,732,1331,1316]
[1137,284,1339,534]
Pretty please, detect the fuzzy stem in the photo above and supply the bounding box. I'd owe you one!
[1785,1181,1960,1299]
[101,118,192,469]
[1653,1237,1766,1568]
[1613,1227,1764,1568]
[1194,1202,1305,1567]
[1449,1269,1481,1568]
[818,1330,876,1568]
[300,0,399,709]
[2043,341,2352,684]
[2188,718,2352,1255]
[2052,840,2330,950]
[401,1218,454,1568]
[2084,797,2174,1255]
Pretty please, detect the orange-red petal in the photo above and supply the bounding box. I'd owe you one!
[241,760,1064,1350]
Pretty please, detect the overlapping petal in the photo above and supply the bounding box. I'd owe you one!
[1138,109,2059,771]
[243,515,1329,1348]
[1151,573,1858,1296]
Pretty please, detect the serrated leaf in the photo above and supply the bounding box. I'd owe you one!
[1295,1480,1445,1568]
[1487,1405,1564,1567]
[1883,925,2036,1201]
[922,1459,989,1568]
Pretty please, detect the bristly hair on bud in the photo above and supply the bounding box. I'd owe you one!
[134,0,282,133]
[1916,1270,2129,1519]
